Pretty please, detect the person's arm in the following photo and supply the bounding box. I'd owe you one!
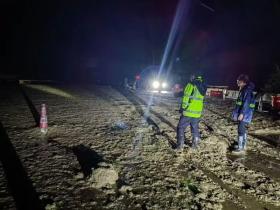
[181,83,194,110]
[240,91,252,114]
[238,90,252,120]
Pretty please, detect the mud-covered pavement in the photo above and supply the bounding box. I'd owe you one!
[0,84,280,210]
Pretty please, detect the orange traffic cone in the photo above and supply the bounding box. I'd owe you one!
[40,104,48,134]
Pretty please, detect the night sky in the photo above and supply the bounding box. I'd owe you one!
[1,0,280,88]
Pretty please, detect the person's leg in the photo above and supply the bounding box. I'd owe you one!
[190,118,200,148]
[242,123,248,149]
[176,115,190,149]
[237,121,246,150]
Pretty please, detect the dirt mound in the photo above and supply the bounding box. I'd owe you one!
[89,164,118,189]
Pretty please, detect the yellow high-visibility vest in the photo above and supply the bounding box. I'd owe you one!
[182,83,204,118]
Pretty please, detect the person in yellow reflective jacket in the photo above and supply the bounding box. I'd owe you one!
[176,75,207,150]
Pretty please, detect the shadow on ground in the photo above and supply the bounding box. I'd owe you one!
[0,121,44,210]
[19,85,40,126]
[72,145,104,178]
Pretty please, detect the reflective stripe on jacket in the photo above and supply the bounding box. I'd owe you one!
[182,83,204,118]
[236,100,255,108]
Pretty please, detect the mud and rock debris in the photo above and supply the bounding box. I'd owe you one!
[0,84,280,209]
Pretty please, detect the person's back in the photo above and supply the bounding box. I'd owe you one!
[181,76,207,118]
[176,76,207,150]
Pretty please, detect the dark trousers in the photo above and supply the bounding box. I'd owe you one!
[238,121,248,136]
[177,115,200,146]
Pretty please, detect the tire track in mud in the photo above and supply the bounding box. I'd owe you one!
[116,90,240,209]
[205,99,280,148]
[93,88,228,209]
[22,85,279,209]
[150,97,273,209]
[149,93,280,182]
[20,86,142,209]
[19,85,280,209]
[48,86,280,209]
[202,107,280,180]
[21,85,175,209]
[183,100,280,208]
[165,96,280,174]
[114,88,177,148]
[132,91,280,209]
[0,121,44,210]
[118,91,253,209]
[1,85,90,209]
[205,105,280,147]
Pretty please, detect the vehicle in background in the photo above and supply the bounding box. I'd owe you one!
[206,85,280,115]
[206,86,229,99]
[271,95,280,113]
[255,93,272,112]
[147,76,170,93]
[256,93,280,114]
[134,65,174,93]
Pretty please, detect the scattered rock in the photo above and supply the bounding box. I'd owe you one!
[197,192,207,200]
[74,172,84,180]
[119,185,133,194]
[112,121,129,130]
[89,167,118,189]
[98,162,111,168]
[45,203,57,210]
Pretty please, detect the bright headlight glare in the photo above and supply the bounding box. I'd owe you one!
[162,82,167,88]
[152,80,160,89]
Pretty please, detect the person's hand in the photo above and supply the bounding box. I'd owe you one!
[238,114,244,121]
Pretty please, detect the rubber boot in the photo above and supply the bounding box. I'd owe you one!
[175,134,184,150]
[242,133,247,150]
[234,136,244,152]
[192,137,200,149]
[175,143,184,150]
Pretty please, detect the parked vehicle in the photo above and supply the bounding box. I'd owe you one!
[135,65,174,93]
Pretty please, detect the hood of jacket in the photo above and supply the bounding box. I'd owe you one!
[243,82,255,92]
[192,80,207,96]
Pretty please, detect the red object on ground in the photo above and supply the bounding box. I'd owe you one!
[272,95,280,110]
[40,104,48,133]
[135,75,141,80]
[210,90,223,98]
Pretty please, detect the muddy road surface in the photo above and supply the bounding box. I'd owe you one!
[0,84,280,210]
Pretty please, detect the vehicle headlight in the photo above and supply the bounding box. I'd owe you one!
[162,82,168,88]
[152,80,160,89]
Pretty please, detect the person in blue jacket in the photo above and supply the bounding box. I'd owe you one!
[232,74,255,152]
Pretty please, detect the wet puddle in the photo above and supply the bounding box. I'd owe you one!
[228,150,280,181]
[250,129,280,147]
[253,133,280,147]
[197,166,279,210]
[222,200,244,210]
